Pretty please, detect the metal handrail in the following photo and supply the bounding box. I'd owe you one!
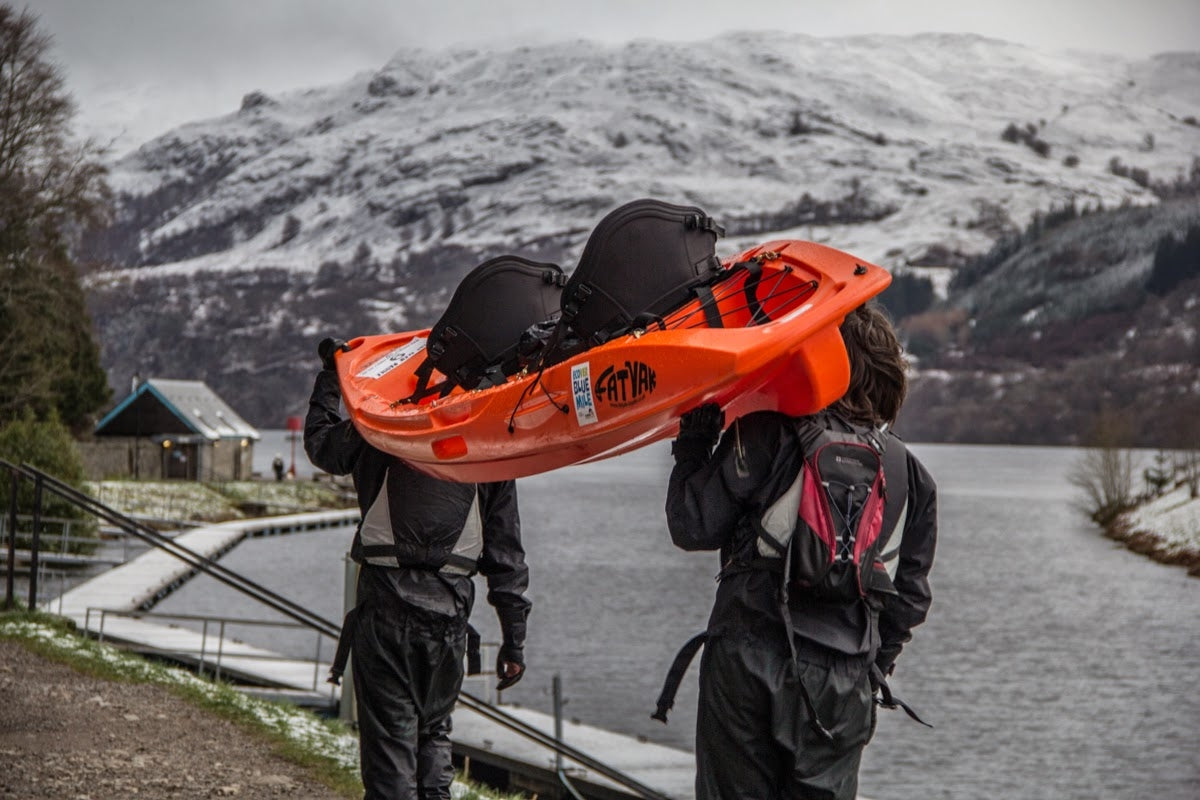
[3,459,341,638]
[458,690,672,800]
[3,459,673,800]
[88,607,335,693]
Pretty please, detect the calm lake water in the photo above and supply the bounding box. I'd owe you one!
[162,441,1200,800]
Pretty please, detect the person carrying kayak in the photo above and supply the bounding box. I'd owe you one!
[305,337,531,800]
[664,303,938,800]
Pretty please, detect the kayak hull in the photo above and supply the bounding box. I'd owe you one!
[336,240,891,482]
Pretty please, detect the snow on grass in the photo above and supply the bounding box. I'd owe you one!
[84,480,350,524]
[87,481,244,522]
[1124,484,1200,558]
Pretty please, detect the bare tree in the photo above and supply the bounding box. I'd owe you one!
[0,6,109,248]
[0,4,111,429]
[1068,409,1136,525]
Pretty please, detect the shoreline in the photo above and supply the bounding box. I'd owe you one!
[1105,524,1200,577]
[1107,482,1200,578]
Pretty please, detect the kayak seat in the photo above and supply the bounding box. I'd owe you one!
[556,198,726,347]
[403,255,566,402]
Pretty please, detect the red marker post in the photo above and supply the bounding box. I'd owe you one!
[285,415,303,477]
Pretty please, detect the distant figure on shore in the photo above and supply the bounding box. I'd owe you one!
[663,303,938,800]
[271,454,285,482]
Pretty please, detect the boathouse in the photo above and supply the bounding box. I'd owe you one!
[85,379,260,481]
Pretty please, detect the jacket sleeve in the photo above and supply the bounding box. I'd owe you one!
[477,480,531,647]
[665,412,779,552]
[303,369,365,477]
[876,451,938,675]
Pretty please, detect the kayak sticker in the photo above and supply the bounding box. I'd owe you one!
[571,362,599,426]
[594,360,657,408]
[357,337,426,380]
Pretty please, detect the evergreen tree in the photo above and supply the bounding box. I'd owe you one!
[879,272,936,320]
[1145,224,1200,296]
[0,408,97,553]
[0,5,111,431]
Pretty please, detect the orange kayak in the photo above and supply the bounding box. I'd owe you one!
[335,239,891,482]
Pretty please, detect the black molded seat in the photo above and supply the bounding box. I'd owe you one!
[558,198,725,346]
[409,255,565,400]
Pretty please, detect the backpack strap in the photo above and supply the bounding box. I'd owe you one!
[465,624,482,675]
[871,662,933,727]
[777,578,836,742]
[327,603,361,686]
[650,631,708,723]
[873,431,910,582]
[329,607,483,685]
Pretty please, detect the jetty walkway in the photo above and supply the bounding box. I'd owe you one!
[34,507,699,799]
[41,509,359,697]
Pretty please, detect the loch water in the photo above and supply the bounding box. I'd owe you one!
[161,441,1199,800]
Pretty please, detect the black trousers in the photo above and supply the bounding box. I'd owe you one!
[351,602,467,800]
[695,629,875,800]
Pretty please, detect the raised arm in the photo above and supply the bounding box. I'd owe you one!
[303,355,365,477]
[665,407,782,552]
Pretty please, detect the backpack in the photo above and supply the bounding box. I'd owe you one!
[755,417,905,605]
[653,415,928,734]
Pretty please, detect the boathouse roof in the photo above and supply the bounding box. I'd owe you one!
[94,378,260,442]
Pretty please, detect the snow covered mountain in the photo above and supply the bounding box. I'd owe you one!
[82,32,1200,429]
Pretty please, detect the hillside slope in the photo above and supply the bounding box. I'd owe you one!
[80,33,1200,431]
[901,196,1200,445]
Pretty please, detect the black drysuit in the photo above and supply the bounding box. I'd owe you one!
[304,369,531,800]
[666,411,937,800]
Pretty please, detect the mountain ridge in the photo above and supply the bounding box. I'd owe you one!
[79,32,1200,436]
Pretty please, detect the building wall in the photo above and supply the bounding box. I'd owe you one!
[78,438,166,480]
[78,438,256,482]
[207,439,255,481]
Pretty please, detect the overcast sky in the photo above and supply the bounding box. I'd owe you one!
[26,0,1200,153]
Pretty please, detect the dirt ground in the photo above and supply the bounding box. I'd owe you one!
[0,640,349,800]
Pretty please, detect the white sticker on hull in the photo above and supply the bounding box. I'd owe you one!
[358,337,427,380]
[571,362,598,426]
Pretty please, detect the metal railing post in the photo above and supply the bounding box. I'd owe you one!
[554,675,587,800]
[200,620,209,677]
[311,632,322,691]
[215,620,226,683]
[5,468,17,609]
[28,475,44,610]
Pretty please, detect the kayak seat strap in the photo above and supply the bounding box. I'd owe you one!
[694,284,724,328]
[395,357,453,406]
[738,259,773,326]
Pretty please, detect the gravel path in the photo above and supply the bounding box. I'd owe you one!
[0,640,349,800]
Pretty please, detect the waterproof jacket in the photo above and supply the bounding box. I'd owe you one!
[666,410,936,672]
[304,369,531,643]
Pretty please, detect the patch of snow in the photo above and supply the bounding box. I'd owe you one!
[1125,484,1200,556]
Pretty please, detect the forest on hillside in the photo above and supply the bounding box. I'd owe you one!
[890,191,1200,448]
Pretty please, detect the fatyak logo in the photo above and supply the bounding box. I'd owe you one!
[594,361,657,408]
